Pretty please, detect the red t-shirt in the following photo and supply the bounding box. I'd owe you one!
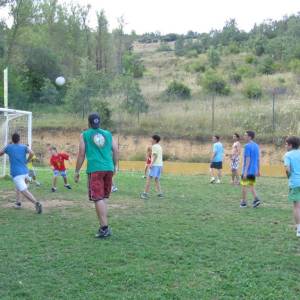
[50,153,69,171]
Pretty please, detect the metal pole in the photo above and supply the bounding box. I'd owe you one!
[272,92,275,133]
[212,94,215,133]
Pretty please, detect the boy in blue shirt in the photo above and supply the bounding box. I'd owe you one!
[210,135,224,184]
[283,136,300,237]
[0,133,42,213]
[240,131,261,208]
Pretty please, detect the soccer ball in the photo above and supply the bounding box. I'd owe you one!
[55,76,66,86]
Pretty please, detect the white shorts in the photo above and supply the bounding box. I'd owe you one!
[13,174,29,192]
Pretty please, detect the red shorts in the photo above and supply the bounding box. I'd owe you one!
[88,171,113,201]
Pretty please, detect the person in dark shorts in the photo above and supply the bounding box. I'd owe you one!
[240,130,261,208]
[210,135,224,184]
[74,113,118,238]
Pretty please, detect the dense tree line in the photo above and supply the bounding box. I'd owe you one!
[0,0,147,125]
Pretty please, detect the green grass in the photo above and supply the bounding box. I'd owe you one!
[0,170,300,299]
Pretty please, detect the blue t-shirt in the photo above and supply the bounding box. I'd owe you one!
[242,142,260,176]
[284,149,300,188]
[212,142,224,162]
[4,144,29,178]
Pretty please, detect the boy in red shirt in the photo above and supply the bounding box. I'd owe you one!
[49,146,72,192]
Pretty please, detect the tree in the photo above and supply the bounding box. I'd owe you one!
[207,47,220,68]
[175,36,185,56]
[95,10,110,71]
[5,0,36,65]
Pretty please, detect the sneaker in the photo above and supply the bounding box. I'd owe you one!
[35,202,42,214]
[210,177,216,184]
[252,198,261,208]
[51,187,57,192]
[240,200,247,208]
[216,179,221,184]
[14,202,22,209]
[111,185,118,192]
[143,176,147,179]
[157,193,164,198]
[64,184,72,190]
[140,192,149,199]
[95,227,112,238]
[35,181,41,187]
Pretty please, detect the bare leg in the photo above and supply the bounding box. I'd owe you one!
[154,178,161,193]
[21,189,37,204]
[242,186,247,202]
[144,176,152,193]
[144,165,149,177]
[52,176,57,188]
[16,190,22,203]
[95,199,108,227]
[217,169,222,181]
[210,168,215,177]
[249,185,258,199]
[293,202,300,224]
[63,176,68,185]
[231,171,235,184]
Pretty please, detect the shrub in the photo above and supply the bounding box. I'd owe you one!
[157,43,173,52]
[236,65,256,78]
[164,80,191,99]
[186,49,198,58]
[258,56,276,75]
[243,81,263,99]
[186,60,206,73]
[288,59,300,74]
[201,70,230,95]
[229,72,242,84]
[245,55,256,64]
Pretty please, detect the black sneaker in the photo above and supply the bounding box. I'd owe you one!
[64,184,72,190]
[252,198,261,208]
[95,227,112,238]
[51,187,57,192]
[157,193,164,198]
[35,202,42,214]
[14,202,22,209]
[240,200,247,208]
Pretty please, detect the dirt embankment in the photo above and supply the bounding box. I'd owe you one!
[32,129,285,165]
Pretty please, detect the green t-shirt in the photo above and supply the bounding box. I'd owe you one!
[82,128,114,173]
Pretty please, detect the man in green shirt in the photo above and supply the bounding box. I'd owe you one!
[75,113,118,238]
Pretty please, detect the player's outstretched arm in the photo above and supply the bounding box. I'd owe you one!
[0,147,5,157]
[75,134,86,183]
[112,138,119,175]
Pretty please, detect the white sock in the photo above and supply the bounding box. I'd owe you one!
[297,224,300,232]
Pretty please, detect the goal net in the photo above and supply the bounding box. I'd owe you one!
[0,108,32,177]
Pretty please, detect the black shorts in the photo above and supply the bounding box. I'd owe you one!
[210,162,223,169]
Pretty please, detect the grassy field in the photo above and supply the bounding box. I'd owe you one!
[0,170,300,299]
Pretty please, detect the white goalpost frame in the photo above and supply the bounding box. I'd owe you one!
[0,108,32,177]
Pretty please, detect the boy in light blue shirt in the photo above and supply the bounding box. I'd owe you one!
[283,136,300,237]
[210,135,224,184]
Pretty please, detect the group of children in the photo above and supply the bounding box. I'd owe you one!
[209,131,300,237]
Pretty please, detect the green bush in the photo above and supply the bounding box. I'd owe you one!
[157,43,173,52]
[201,70,230,95]
[245,55,256,64]
[164,80,191,99]
[288,59,300,74]
[258,56,276,75]
[186,60,206,73]
[243,81,263,99]
[236,65,256,78]
[186,49,199,58]
[229,72,242,84]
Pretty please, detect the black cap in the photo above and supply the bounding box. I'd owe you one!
[88,113,101,129]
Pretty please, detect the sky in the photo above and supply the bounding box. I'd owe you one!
[66,0,299,34]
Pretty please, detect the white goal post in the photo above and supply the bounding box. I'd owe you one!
[0,108,32,177]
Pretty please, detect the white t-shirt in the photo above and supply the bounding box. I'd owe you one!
[152,144,163,166]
